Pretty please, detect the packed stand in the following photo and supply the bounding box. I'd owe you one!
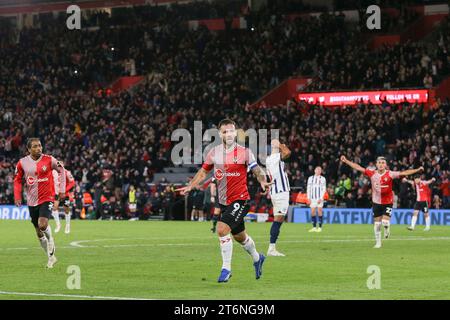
[1,4,450,218]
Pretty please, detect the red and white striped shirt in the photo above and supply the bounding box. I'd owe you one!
[53,169,75,196]
[202,144,257,206]
[414,180,432,202]
[364,169,400,205]
[14,154,66,207]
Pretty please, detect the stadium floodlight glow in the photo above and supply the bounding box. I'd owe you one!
[111,47,115,51]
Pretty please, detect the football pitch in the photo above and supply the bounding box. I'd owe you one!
[1,220,449,300]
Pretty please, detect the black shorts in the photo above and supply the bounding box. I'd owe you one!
[414,201,429,213]
[192,196,204,210]
[29,202,53,227]
[372,203,393,218]
[219,200,249,235]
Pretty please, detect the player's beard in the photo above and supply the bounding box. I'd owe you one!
[31,151,42,160]
[223,137,236,149]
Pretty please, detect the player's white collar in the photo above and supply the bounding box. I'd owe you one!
[223,142,237,153]
[29,154,43,162]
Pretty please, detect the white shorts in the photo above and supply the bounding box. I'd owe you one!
[309,199,324,208]
[271,192,290,216]
[129,203,137,211]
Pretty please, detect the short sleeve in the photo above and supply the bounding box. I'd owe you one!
[202,149,214,172]
[364,169,375,177]
[389,171,401,179]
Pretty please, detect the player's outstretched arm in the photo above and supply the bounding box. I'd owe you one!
[424,177,436,185]
[340,156,365,173]
[399,166,424,177]
[176,168,209,195]
[279,143,291,160]
[251,166,272,191]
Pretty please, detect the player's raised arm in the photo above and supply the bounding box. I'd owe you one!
[399,166,424,177]
[13,160,24,207]
[340,155,365,173]
[279,143,291,160]
[423,177,436,185]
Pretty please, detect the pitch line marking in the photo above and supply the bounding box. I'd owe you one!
[0,290,154,300]
[2,236,450,252]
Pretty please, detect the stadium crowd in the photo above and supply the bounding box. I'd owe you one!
[1,2,449,219]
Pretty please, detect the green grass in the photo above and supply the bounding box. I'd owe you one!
[0,220,449,300]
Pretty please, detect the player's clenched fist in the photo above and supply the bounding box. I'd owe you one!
[340,155,347,162]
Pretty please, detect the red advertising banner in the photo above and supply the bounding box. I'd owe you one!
[297,89,429,106]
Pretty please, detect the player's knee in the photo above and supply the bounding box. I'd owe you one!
[38,221,48,231]
[274,215,284,222]
[217,225,228,237]
[233,232,246,243]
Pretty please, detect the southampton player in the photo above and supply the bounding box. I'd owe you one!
[177,119,272,283]
[307,167,327,233]
[52,163,76,234]
[210,178,221,233]
[14,138,66,268]
[265,139,291,256]
[340,155,422,248]
[404,176,436,231]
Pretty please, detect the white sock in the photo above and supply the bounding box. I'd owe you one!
[425,216,430,229]
[241,236,260,263]
[382,220,390,235]
[65,213,71,227]
[39,236,48,255]
[42,226,55,257]
[374,222,382,244]
[52,211,60,226]
[411,215,417,229]
[269,243,276,251]
[219,235,233,271]
[43,226,53,241]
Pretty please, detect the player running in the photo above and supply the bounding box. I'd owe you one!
[14,138,66,268]
[177,119,272,283]
[52,163,76,234]
[340,155,423,248]
[307,166,327,233]
[404,176,436,231]
[265,139,291,256]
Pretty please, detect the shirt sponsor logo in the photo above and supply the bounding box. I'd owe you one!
[214,169,241,181]
[27,176,49,185]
